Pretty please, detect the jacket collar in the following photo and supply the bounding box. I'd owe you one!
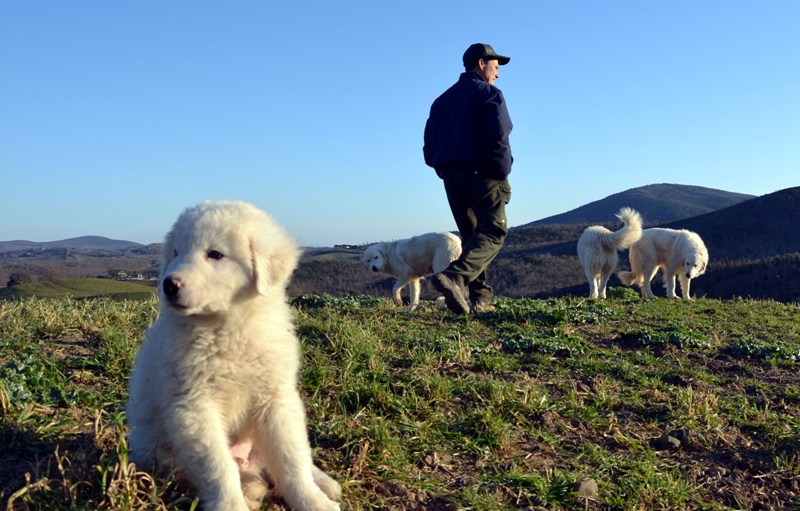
[460,71,487,83]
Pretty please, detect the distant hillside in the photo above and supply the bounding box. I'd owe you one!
[523,183,753,226]
[493,187,800,301]
[0,278,156,300]
[0,236,144,253]
[4,186,799,302]
[664,186,800,260]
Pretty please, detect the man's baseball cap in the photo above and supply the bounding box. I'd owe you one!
[462,43,511,67]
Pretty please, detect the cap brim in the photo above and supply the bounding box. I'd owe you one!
[495,55,510,65]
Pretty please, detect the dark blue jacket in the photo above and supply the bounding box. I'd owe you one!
[423,72,513,179]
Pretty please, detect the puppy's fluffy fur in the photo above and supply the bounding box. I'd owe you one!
[618,227,708,299]
[576,207,643,298]
[126,201,341,511]
[362,232,461,310]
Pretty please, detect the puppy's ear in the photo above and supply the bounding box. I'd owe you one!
[251,235,301,294]
[160,229,176,279]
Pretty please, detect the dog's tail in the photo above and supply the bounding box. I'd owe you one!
[601,207,643,251]
[617,270,640,287]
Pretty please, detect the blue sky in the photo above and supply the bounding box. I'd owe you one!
[2,1,798,247]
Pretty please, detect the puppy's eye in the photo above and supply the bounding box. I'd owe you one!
[207,250,224,260]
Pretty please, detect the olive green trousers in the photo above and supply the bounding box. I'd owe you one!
[441,171,512,304]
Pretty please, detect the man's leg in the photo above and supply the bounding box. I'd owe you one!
[446,177,510,286]
[441,175,474,291]
[438,175,511,312]
[432,177,473,314]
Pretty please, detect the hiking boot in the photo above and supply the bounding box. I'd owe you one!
[431,273,470,315]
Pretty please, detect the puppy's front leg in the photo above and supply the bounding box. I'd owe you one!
[257,390,340,511]
[164,405,250,511]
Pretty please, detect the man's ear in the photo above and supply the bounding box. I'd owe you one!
[251,236,301,295]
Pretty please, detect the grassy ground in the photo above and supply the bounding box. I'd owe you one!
[1,291,799,510]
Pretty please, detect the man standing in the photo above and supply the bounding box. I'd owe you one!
[424,43,514,314]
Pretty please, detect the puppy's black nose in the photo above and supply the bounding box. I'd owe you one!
[371,266,378,272]
[162,276,181,298]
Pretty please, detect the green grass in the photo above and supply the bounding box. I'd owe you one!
[1,291,799,510]
[0,278,156,300]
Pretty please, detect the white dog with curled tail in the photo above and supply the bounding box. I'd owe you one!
[577,207,643,299]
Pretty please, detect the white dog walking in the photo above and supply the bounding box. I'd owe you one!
[126,201,341,511]
[618,228,709,299]
[577,207,643,299]
[362,232,461,311]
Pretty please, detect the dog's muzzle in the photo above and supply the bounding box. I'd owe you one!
[371,266,379,272]
[162,276,182,303]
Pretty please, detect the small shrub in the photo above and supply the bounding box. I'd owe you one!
[729,336,800,364]
[500,329,584,357]
[630,325,712,350]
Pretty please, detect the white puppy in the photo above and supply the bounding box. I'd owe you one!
[576,207,643,299]
[126,201,340,511]
[362,232,461,311]
[618,228,709,299]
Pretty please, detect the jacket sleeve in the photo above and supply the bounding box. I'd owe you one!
[423,116,434,168]
[478,88,513,178]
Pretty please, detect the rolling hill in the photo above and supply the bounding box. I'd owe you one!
[0,235,145,253]
[0,184,749,254]
[664,186,800,260]
[523,183,754,226]
[492,186,800,301]
[3,184,798,302]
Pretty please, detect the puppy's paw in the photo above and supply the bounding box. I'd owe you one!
[309,497,340,511]
[312,465,342,501]
[241,472,269,511]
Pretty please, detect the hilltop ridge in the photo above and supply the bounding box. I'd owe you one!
[665,186,800,259]
[0,236,144,253]
[4,184,799,302]
[522,183,754,227]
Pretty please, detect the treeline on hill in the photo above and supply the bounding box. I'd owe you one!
[285,246,602,301]
[5,227,799,303]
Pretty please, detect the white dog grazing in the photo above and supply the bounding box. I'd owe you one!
[576,207,643,299]
[362,232,461,311]
[618,228,709,299]
[126,201,340,511]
